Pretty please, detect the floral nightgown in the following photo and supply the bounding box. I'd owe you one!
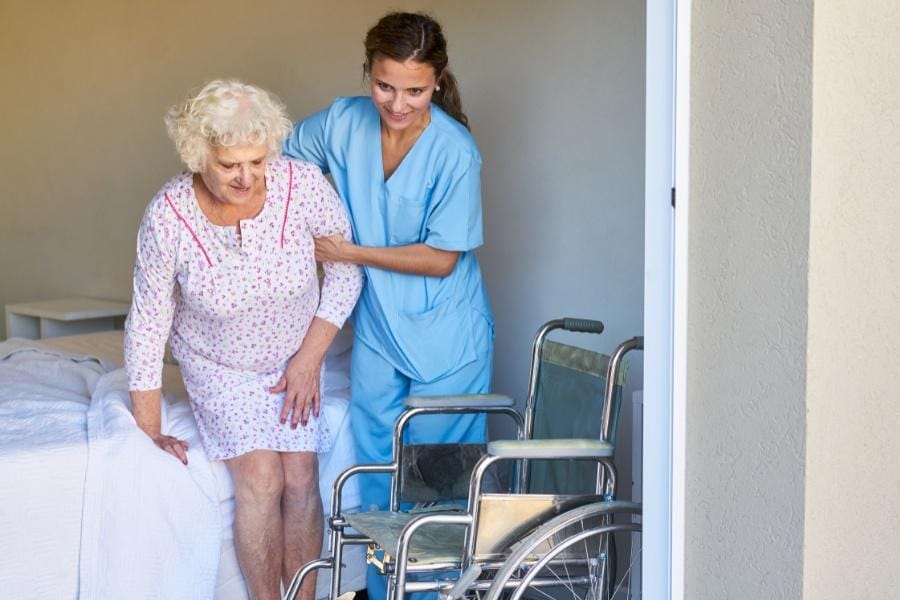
[125,158,363,460]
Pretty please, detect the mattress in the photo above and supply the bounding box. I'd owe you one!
[3,328,365,599]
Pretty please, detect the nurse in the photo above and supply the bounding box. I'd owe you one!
[283,7,493,530]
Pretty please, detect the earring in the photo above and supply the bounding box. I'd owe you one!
[435,85,441,91]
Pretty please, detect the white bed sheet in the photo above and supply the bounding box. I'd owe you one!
[0,329,366,599]
[0,338,221,599]
[0,340,108,598]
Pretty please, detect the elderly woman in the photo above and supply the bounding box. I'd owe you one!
[125,79,362,600]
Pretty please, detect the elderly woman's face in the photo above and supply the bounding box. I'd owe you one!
[199,143,268,206]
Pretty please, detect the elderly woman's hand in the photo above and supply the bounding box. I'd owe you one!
[153,434,190,465]
[314,234,352,262]
[270,354,322,429]
[131,389,190,465]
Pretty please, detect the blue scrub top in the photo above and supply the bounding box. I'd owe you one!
[284,96,493,383]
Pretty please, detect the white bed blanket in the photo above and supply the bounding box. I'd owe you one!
[0,339,221,599]
[81,368,222,599]
[0,334,364,599]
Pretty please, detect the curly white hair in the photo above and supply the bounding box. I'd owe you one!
[165,79,292,172]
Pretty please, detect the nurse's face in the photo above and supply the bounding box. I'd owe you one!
[369,56,437,133]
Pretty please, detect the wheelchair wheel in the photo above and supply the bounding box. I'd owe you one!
[484,502,641,600]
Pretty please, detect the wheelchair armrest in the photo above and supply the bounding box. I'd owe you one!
[395,512,474,585]
[487,438,614,459]
[404,393,515,410]
[331,463,398,518]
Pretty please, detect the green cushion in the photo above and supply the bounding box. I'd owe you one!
[345,506,467,566]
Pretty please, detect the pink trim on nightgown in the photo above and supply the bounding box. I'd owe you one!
[280,162,293,249]
[165,192,213,267]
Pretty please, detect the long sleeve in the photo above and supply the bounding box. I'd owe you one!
[296,164,363,328]
[124,199,178,391]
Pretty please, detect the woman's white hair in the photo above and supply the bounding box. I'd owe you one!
[165,79,292,172]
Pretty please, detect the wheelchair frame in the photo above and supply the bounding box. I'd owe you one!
[284,319,643,600]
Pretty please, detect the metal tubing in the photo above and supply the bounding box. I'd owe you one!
[524,320,564,442]
[597,336,642,499]
[522,320,564,488]
[329,525,344,600]
[463,454,506,567]
[464,452,614,571]
[282,558,332,600]
[331,463,397,515]
[392,513,474,600]
[390,405,525,509]
[599,458,618,499]
[601,336,644,443]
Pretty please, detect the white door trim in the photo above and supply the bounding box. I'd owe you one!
[642,0,674,596]
[643,0,690,597]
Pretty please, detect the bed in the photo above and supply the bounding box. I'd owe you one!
[0,328,366,599]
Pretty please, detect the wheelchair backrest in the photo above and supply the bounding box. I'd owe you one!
[399,442,487,504]
[528,340,626,494]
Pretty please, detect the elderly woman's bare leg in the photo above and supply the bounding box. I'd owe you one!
[281,451,323,600]
[227,450,286,600]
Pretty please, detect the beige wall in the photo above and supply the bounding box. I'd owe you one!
[686,1,813,597]
[804,1,900,597]
[0,0,646,489]
[0,0,646,362]
[469,2,645,485]
[0,0,379,327]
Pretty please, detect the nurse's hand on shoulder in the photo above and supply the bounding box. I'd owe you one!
[270,354,321,429]
[314,234,352,262]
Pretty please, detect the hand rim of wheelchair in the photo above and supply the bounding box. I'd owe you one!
[483,500,642,600]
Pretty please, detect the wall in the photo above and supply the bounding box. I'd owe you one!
[686,1,813,597]
[804,1,900,597]
[0,0,377,321]
[0,0,646,476]
[463,2,646,492]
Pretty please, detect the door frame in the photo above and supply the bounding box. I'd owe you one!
[643,0,690,597]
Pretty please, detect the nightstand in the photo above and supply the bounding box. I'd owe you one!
[5,297,131,340]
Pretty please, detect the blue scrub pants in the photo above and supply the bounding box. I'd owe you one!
[349,316,493,600]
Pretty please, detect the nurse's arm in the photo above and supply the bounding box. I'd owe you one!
[315,234,459,277]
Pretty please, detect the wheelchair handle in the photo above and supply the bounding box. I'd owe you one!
[562,318,605,334]
[525,318,606,441]
[601,336,644,442]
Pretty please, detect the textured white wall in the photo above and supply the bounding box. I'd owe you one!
[804,2,900,597]
[686,1,813,597]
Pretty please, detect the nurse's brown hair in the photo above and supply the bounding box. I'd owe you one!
[364,12,469,130]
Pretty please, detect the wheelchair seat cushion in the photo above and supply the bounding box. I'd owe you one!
[345,505,467,566]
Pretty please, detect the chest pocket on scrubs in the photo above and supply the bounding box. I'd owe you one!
[387,194,427,246]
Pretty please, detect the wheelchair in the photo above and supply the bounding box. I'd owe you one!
[284,318,643,600]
